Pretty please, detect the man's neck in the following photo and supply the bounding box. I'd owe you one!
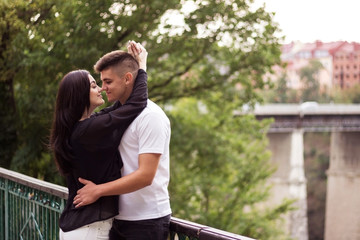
[119,91,132,105]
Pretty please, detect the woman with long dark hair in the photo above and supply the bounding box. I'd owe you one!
[50,42,147,240]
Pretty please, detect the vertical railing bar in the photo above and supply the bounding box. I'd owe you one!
[52,205,54,239]
[0,181,2,240]
[10,186,15,239]
[41,201,45,240]
[28,192,30,240]
[19,196,25,240]
[54,213,56,240]
[35,198,39,240]
[35,200,39,240]
[52,203,54,240]
[9,190,13,240]
[13,188,16,239]
[30,196,33,240]
[27,189,31,240]
[51,206,54,240]
[26,190,29,240]
[4,179,9,240]
[32,198,34,240]
[42,197,45,240]
[32,201,36,239]
[0,182,3,240]
[46,204,50,239]
[14,191,18,240]
[24,192,27,240]
[39,197,43,240]
[48,206,51,240]
[11,191,14,240]
[18,189,22,240]
[28,191,31,240]
[49,199,53,239]
[16,192,19,239]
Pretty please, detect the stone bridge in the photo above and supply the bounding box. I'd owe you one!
[250,103,360,240]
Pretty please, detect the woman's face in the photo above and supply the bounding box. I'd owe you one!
[88,74,104,109]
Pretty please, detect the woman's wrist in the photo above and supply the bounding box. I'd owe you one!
[139,63,147,71]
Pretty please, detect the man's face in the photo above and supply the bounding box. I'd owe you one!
[100,67,127,103]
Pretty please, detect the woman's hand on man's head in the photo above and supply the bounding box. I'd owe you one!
[127,40,147,71]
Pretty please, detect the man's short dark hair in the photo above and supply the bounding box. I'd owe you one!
[94,50,139,78]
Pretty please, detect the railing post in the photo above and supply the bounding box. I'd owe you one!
[4,178,9,240]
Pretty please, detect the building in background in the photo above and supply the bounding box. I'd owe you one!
[279,41,360,90]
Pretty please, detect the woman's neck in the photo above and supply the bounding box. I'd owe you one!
[80,108,93,121]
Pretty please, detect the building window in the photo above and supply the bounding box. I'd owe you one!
[315,50,329,58]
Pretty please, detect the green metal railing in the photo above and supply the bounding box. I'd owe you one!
[0,168,67,240]
[0,167,254,240]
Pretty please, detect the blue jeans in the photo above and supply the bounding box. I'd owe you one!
[109,215,171,240]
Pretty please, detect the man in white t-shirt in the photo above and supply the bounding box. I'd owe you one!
[73,42,171,240]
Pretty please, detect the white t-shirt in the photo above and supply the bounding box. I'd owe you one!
[116,100,172,220]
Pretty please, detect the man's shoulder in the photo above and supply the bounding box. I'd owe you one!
[143,100,165,114]
[138,100,169,121]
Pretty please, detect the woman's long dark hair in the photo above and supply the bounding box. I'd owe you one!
[50,70,91,176]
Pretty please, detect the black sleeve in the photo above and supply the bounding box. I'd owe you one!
[91,101,121,117]
[77,69,148,144]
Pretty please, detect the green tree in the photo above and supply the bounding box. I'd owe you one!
[0,0,24,169]
[0,0,71,181]
[169,96,294,239]
[299,60,323,102]
[2,0,281,179]
[331,84,360,103]
[1,0,293,238]
[274,72,289,102]
[263,70,299,103]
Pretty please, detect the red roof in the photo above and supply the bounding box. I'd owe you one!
[281,41,359,58]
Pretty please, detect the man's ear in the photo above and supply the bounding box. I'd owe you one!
[124,72,134,85]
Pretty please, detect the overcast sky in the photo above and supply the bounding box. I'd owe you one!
[254,0,360,43]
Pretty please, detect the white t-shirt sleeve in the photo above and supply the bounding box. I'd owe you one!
[138,112,169,154]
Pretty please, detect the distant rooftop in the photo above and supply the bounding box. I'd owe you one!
[281,40,360,60]
[251,102,360,116]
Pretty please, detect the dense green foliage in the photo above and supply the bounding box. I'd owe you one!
[169,97,294,239]
[1,0,293,238]
[299,60,323,102]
